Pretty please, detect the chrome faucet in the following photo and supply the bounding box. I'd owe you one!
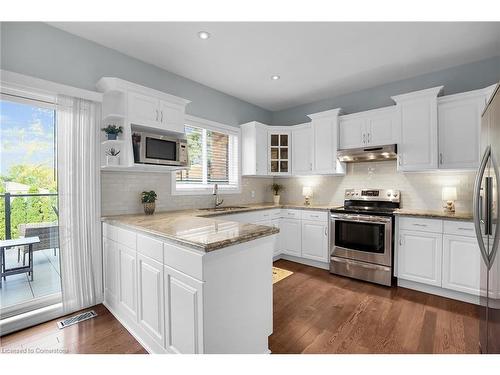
[213,183,224,208]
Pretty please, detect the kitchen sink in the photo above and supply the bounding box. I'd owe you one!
[199,206,248,212]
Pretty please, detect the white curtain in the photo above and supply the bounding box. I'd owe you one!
[57,96,102,313]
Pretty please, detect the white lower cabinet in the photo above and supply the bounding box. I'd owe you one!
[442,234,482,295]
[397,217,486,303]
[117,243,138,320]
[301,220,329,262]
[398,229,442,287]
[164,265,204,354]
[137,254,165,348]
[280,219,302,256]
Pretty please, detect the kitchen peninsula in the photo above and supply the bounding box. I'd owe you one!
[101,207,279,354]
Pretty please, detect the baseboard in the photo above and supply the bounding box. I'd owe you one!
[277,254,330,270]
[397,279,481,305]
[103,301,167,354]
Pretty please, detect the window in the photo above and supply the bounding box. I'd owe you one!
[173,117,240,194]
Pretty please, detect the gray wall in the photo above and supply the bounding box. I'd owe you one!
[272,55,500,125]
[0,22,272,127]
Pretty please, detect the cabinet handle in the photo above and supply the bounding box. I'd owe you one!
[324,227,328,236]
[368,133,371,144]
[161,111,164,123]
[155,109,159,121]
[399,238,403,246]
[310,215,319,218]
[412,223,427,227]
[398,154,402,166]
[458,227,474,231]
[310,162,313,171]
[439,153,443,165]
[362,133,366,144]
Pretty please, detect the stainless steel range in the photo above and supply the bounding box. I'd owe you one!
[330,188,400,286]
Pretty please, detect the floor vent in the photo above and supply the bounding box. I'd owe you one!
[57,310,97,329]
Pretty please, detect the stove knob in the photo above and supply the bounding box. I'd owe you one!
[355,192,359,196]
[393,193,398,198]
[346,192,351,196]
[387,192,391,197]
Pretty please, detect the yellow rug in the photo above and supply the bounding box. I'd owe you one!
[273,267,293,284]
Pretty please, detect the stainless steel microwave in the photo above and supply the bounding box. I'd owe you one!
[133,132,188,167]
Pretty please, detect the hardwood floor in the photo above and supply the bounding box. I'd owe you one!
[0,304,146,354]
[1,260,480,354]
[270,259,480,354]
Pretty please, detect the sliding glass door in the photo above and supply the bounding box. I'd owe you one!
[0,94,62,319]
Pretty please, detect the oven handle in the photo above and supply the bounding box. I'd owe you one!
[331,214,392,224]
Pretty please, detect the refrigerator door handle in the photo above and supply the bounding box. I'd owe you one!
[488,153,500,266]
[473,146,492,269]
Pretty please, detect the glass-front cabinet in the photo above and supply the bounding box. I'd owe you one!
[268,131,291,175]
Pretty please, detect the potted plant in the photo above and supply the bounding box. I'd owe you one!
[271,183,284,205]
[141,191,158,215]
[105,147,121,166]
[102,124,123,140]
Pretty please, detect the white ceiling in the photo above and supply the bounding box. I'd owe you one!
[49,22,500,111]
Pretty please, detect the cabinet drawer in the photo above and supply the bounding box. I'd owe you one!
[106,224,137,249]
[398,217,442,233]
[258,209,281,221]
[163,242,204,281]
[301,210,328,222]
[282,209,302,220]
[137,234,164,263]
[443,220,475,237]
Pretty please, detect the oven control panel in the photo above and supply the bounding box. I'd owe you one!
[344,189,400,202]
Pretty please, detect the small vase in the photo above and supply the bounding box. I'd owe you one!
[107,133,118,141]
[273,195,280,205]
[143,202,156,215]
[106,155,120,166]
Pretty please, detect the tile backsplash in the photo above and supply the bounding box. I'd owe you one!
[276,161,476,213]
[101,172,274,216]
[102,161,476,215]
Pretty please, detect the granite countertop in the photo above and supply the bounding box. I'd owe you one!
[394,209,473,221]
[102,203,332,252]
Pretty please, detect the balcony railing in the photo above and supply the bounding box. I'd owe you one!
[1,192,59,240]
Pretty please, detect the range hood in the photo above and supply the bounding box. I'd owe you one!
[337,144,397,163]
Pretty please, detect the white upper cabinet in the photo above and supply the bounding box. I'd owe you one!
[391,86,443,172]
[291,123,313,175]
[241,121,268,176]
[308,108,345,175]
[97,77,190,135]
[437,86,496,170]
[339,106,399,149]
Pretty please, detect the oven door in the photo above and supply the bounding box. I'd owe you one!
[331,213,392,266]
[139,133,181,166]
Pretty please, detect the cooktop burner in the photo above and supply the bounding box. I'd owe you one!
[330,188,401,216]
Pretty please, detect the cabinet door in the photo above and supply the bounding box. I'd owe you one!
[164,265,204,354]
[442,234,483,295]
[398,230,442,286]
[159,100,185,134]
[301,220,329,262]
[438,97,483,169]
[312,116,344,174]
[103,238,118,307]
[367,110,399,146]
[339,117,365,149]
[128,92,160,128]
[137,254,165,347]
[268,131,291,175]
[272,219,281,256]
[118,244,138,319]
[397,97,438,171]
[280,219,302,256]
[255,125,269,175]
[292,124,312,174]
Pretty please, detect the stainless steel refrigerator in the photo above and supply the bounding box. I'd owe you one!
[474,82,500,354]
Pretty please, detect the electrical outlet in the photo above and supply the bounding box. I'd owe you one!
[251,190,255,198]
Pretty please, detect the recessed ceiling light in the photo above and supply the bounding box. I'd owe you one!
[198,31,210,40]
[271,75,280,81]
